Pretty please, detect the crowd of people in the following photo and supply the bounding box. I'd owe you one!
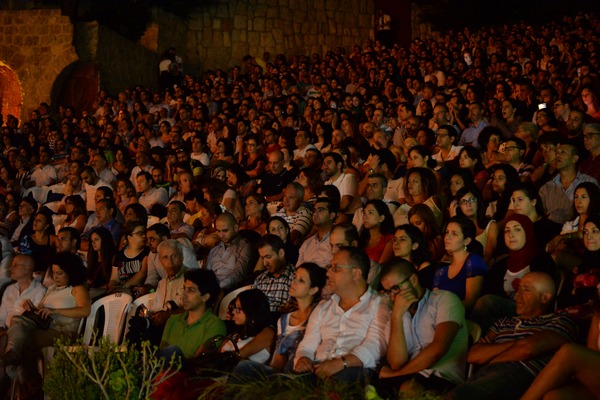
[0,9,598,400]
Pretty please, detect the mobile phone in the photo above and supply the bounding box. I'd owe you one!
[538,103,547,110]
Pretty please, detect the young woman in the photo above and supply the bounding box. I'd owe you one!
[511,183,562,251]
[267,216,299,267]
[359,199,395,265]
[57,195,87,234]
[392,224,435,289]
[115,178,138,214]
[233,263,327,378]
[396,167,442,230]
[433,215,488,313]
[408,204,445,263]
[478,126,504,169]
[485,164,520,221]
[110,147,131,176]
[239,134,266,179]
[19,208,57,276]
[221,289,275,364]
[86,227,116,299]
[192,201,223,264]
[456,186,499,263]
[547,182,600,271]
[239,194,269,237]
[295,168,324,206]
[313,121,332,153]
[109,221,149,291]
[458,147,489,192]
[447,169,473,218]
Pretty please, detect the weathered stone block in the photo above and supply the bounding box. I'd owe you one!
[233,15,247,29]
[223,31,231,47]
[212,18,221,30]
[222,17,234,31]
[266,7,278,18]
[272,29,283,44]
[254,17,265,31]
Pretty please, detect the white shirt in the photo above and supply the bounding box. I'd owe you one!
[30,164,57,186]
[296,231,332,268]
[138,187,169,212]
[83,179,111,212]
[325,173,358,200]
[294,288,390,369]
[0,280,47,327]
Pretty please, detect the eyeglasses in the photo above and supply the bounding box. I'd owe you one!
[459,198,477,206]
[326,264,356,273]
[232,306,243,313]
[129,231,146,237]
[583,133,600,140]
[381,274,413,297]
[435,133,449,138]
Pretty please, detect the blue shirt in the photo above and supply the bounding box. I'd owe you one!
[433,253,488,300]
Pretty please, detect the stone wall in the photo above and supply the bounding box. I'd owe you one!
[185,0,374,74]
[0,9,78,119]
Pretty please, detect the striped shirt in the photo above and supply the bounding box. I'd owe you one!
[482,314,577,375]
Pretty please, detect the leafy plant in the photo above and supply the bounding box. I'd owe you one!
[44,335,181,400]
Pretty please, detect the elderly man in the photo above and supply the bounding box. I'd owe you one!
[134,223,197,296]
[126,239,188,346]
[375,259,467,398]
[273,182,313,245]
[80,166,110,213]
[447,272,577,400]
[294,247,390,383]
[206,212,257,292]
[458,102,487,149]
[259,150,295,202]
[0,255,46,332]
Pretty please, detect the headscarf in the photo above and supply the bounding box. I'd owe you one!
[505,213,538,273]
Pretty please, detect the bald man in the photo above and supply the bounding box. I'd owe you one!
[206,212,257,291]
[0,255,46,330]
[447,272,578,400]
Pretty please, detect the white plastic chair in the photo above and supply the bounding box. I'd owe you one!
[218,285,253,320]
[122,292,155,340]
[82,292,133,345]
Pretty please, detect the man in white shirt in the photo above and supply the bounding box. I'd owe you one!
[432,125,462,171]
[80,166,110,213]
[28,148,57,188]
[137,171,169,213]
[294,247,390,382]
[0,255,46,331]
[92,153,116,185]
[323,152,360,215]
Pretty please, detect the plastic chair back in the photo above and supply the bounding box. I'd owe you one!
[218,285,253,320]
[83,292,132,345]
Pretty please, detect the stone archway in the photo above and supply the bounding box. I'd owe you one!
[0,62,23,122]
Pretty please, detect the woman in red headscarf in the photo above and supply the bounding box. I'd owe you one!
[470,213,557,331]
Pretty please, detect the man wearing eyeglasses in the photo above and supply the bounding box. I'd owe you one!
[375,258,467,398]
[294,247,390,383]
[578,123,600,182]
[432,124,462,171]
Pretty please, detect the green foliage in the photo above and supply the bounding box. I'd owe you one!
[44,335,181,400]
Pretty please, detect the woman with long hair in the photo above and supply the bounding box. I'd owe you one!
[239,194,269,237]
[233,263,327,377]
[86,227,116,299]
[458,147,489,192]
[511,182,562,251]
[57,195,87,234]
[408,203,445,263]
[294,168,324,206]
[392,224,435,289]
[115,178,138,214]
[313,121,332,153]
[456,186,499,263]
[19,208,57,276]
[359,199,395,265]
[485,164,520,221]
[221,289,275,364]
[433,215,488,313]
[396,167,443,230]
[109,221,149,291]
[267,216,299,267]
[547,182,600,272]
[447,169,473,218]
[239,134,266,179]
[580,84,600,121]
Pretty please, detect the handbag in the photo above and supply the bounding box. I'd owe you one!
[21,310,52,330]
[188,335,241,377]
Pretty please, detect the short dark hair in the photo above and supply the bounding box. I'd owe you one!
[184,269,221,307]
[314,196,339,215]
[338,246,370,281]
[333,222,359,244]
[147,222,170,239]
[258,234,286,254]
[58,227,81,249]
